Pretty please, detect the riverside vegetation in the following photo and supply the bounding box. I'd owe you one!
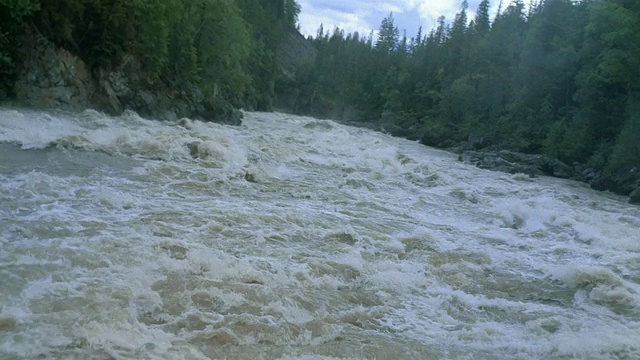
[1,0,639,201]
[0,0,303,122]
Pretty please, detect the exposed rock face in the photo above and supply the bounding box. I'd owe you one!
[278,28,317,74]
[14,35,92,110]
[12,32,241,125]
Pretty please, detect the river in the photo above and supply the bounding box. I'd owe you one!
[1,109,639,359]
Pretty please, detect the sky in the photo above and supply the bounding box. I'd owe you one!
[297,0,500,40]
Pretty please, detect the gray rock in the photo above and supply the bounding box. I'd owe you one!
[549,159,573,179]
[459,149,569,178]
[187,142,201,158]
[12,31,243,126]
[590,166,640,195]
[467,133,487,150]
[15,32,92,111]
[630,187,640,204]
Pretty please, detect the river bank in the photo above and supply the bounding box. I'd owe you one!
[337,119,640,204]
[3,31,242,126]
[455,148,640,204]
[4,29,638,205]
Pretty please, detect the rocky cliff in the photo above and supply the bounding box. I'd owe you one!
[278,28,317,74]
[10,31,241,125]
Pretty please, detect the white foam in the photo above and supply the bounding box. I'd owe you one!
[2,109,640,359]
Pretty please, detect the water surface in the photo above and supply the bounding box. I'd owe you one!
[1,109,639,359]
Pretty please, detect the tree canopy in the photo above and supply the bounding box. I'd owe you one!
[1,0,638,175]
[275,0,640,172]
[0,0,301,109]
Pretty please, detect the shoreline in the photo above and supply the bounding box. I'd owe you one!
[336,117,640,205]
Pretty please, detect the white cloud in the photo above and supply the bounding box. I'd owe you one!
[376,2,404,14]
[297,0,492,39]
[297,0,375,37]
[418,0,461,18]
[299,1,372,36]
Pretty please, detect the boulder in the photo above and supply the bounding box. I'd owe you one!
[547,159,573,179]
[467,133,487,150]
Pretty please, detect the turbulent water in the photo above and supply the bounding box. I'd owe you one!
[1,108,639,359]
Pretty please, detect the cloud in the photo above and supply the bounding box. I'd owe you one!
[376,2,404,13]
[297,0,494,39]
[297,0,374,37]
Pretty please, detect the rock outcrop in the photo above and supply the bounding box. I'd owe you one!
[459,149,640,204]
[14,34,92,111]
[590,166,640,204]
[12,32,241,125]
[278,28,317,74]
[630,187,640,205]
[459,150,575,179]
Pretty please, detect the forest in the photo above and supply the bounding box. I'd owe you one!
[276,0,640,174]
[0,0,301,110]
[0,0,638,175]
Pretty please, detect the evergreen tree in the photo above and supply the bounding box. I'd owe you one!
[283,0,301,28]
[474,0,491,36]
[376,13,399,54]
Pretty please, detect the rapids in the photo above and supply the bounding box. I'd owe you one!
[1,108,639,359]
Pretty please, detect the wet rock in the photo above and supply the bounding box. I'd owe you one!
[547,159,572,178]
[199,96,243,126]
[572,162,599,183]
[459,148,640,204]
[629,187,640,204]
[0,318,16,331]
[459,149,581,179]
[590,166,640,195]
[187,141,201,158]
[458,150,552,177]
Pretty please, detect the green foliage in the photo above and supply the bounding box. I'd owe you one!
[543,120,587,164]
[190,0,251,100]
[1,0,636,176]
[0,0,39,20]
[237,0,290,109]
[474,0,491,36]
[283,0,301,29]
[37,0,83,48]
[273,0,639,173]
[0,0,299,109]
[0,0,40,96]
[610,99,640,169]
[376,13,399,54]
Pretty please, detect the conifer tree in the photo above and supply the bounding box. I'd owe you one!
[376,13,399,54]
[475,0,491,35]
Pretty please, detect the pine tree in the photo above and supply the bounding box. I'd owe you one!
[376,13,399,54]
[475,0,491,35]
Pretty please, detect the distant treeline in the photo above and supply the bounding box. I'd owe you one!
[0,0,300,109]
[276,0,640,172]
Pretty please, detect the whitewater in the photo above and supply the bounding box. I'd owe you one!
[0,108,639,359]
